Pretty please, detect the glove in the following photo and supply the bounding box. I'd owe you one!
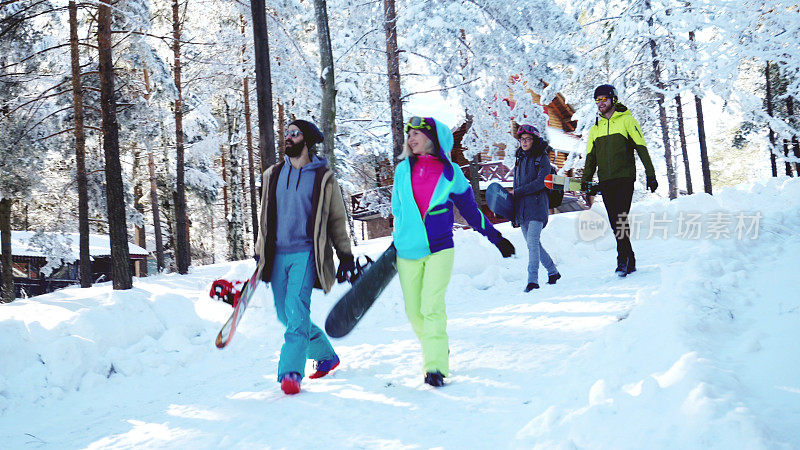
[335,254,356,283]
[495,237,515,258]
[646,177,658,193]
[581,180,599,196]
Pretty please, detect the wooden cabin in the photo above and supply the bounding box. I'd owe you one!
[1,231,150,298]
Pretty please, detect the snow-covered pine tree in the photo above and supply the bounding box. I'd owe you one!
[1,1,60,301]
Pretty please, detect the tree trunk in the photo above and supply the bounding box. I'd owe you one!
[244,78,258,242]
[786,96,799,175]
[148,151,165,272]
[241,18,259,249]
[250,0,277,172]
[783,139,794,176]
[765,62,778,177]
[650,46,677,198]
[221,142,229,218]
[240,162,250,254]
[98,0,132,290]
[225,99,245,261]
[277,102,286,159]
[159,141,176,266]
[69,0,92,287]
[314,0,337,173]
[383,0,404,164]
[0,199,14,302]
[142,69,165,273]
[132,150,147,276]
[675,94,693,195]
[694,95,712,194]
[646,3,676,199]
[210,214,216,264]
[172,0,190,273]
[688,30,712,194]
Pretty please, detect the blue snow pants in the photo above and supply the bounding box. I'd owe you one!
[520,220,558,284]
[270,251,336,381]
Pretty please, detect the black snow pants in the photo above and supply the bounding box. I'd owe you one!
[599,177,635,267]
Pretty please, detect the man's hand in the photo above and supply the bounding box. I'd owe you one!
[647,177,658,193]
[335,254,356,283]
[582,181,600,196]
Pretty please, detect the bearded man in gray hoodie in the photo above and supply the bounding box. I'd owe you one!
[254,120,355,395]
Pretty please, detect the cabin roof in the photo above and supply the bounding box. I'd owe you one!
[546,126,582,154]
[9,231,150,260]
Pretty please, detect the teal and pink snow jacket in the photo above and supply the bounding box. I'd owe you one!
[391,118,502,260]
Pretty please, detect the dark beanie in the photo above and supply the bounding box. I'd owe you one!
[593,84,617,101]
[289,120,324,147]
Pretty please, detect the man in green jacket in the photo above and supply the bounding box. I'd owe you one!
[582,84,658,277]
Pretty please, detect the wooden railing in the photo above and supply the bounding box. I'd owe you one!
[460,160,514,183]
[478,161,513,182]
[351,186,392,220]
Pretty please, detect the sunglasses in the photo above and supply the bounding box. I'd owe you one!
[405,116,433,133]
[516,124,540,138]
[595,96,610,103]
[285,129,303,138]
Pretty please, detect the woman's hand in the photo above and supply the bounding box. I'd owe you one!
[494,236,515,258]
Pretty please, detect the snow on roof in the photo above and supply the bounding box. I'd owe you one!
[10,231,150,260]
[545,126,581,154]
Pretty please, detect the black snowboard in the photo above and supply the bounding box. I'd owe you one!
[325,243,397,338]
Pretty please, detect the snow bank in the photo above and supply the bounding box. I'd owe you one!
[0,178,798,448]
[0,264,251,414]
[515,178,800,448]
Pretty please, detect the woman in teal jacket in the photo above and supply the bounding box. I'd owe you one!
[391,116,515,387]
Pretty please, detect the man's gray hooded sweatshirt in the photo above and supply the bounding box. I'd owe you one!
[275,154,329,253]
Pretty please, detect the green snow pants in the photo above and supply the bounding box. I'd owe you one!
[396,248,455,377]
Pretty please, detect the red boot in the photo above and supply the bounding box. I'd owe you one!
[280,372,302,395]
[308,355,340,379]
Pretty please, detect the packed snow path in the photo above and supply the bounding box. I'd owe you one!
[2,179,799,448]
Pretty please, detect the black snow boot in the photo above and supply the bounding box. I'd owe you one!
[626,254,637,274]
[547,273,561,285]
[524,282,540,292]
[615,257,628,277]
[424,371,445,387]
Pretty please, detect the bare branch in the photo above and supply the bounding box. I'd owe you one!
[400,77,481,100]
[40,126,101,141]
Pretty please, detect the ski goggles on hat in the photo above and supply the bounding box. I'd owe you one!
[404,116,433,133]
[516,124,540,138]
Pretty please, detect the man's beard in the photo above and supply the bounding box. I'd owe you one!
[285,139,304,157]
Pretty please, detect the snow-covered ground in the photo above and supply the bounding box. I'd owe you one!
[1,178,799,449]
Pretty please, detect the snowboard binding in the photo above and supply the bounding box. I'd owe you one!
[210,279,245,308]
[349,255,373,284]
